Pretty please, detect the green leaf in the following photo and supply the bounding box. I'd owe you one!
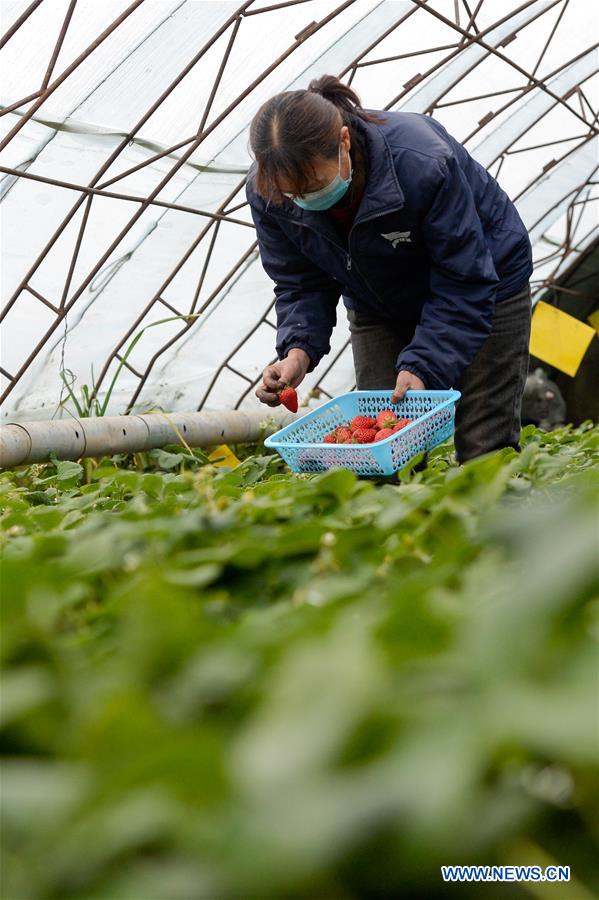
[55,459,84,483]
[147,448,186,470]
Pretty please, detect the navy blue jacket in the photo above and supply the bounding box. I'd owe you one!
[245,110,533,389]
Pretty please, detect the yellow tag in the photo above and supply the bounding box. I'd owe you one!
[208,444,241,468]
[529,301,595,377]
[587,308,599,333]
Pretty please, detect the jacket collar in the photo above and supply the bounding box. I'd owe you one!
[265,113,405,226]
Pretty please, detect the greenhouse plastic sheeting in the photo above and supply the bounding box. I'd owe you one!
[0,0,597,422]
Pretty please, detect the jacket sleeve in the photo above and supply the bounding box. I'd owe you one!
[396,154,500,389]
[248,201,341,373]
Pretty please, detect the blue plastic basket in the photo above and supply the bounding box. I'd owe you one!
[264,389,461,476]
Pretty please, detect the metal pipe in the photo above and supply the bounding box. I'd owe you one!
[0,409,297,468]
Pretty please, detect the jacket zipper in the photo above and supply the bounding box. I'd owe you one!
[275,206,403,308]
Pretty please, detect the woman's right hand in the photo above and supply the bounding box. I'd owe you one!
[255,348,311,407]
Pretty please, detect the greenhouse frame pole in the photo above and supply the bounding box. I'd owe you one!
[0,409,297,468]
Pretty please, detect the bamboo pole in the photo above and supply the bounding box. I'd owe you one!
[0,408,298,468]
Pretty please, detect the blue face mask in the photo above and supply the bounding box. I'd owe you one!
[283,142,353,211]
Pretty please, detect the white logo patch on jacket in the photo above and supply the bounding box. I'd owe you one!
[381,230,412,247]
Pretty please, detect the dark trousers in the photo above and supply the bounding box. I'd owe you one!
[347,283,532,464]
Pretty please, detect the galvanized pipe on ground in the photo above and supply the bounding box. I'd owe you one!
[0,409,298,468]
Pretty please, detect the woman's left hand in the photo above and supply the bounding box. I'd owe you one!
[391,370,426,404]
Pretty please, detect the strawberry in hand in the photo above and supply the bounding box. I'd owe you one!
[278,384,298,412]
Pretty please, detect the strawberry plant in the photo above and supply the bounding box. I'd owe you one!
[1,423,598,898]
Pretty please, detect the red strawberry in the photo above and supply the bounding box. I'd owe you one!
[279,385,298,412]
[350,415,377,431]
[392,418,412,432]
[352,427,377,443]
[335,426,353,442]
[374,427,394,442]
[323,432,337,443]
[376,409,398,430]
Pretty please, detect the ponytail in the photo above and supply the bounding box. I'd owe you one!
[306,74,386,126]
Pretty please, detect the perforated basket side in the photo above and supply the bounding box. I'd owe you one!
[281,442,387,475]
[356,392,449,421]
[389,405,455,469]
